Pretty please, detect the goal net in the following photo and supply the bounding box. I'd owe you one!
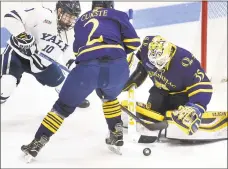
[129,2,227,111]
[201,1,227,83]
[200,2,227,111]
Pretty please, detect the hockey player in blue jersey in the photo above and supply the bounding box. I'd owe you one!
[0,1,90,108]
[122,35,214,137]
[21,1,141,162]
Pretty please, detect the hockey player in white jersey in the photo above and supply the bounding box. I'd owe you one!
[1,1,90,108]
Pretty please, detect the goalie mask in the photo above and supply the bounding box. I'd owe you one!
[56,1,81,32]
[148,36,175,70]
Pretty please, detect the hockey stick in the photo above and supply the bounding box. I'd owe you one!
[121,105,169,131]
[38,52,71,94]
[39,52,70,73]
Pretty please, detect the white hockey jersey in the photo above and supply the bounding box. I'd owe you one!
[4,6,74,73]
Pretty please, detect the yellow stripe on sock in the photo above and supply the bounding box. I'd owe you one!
[103,106,121,113]
[48,112,63,123]
[47,114,62,126]
[103,103,119,109]
[41,121,57,133]
[41,111,64,134]
[44,116,61,128]
[103,99,119,106]
[104,109,121,115]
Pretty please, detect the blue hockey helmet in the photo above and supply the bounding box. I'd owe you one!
[56,1,81,31]
[92,1,114,9]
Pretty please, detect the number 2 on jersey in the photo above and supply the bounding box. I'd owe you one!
[84,18,103,46]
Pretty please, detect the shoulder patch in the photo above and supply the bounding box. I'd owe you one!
[181,56,193,67]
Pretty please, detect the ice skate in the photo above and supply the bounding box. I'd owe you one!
[105,123,124,155]
[21,135,49,163]
[78,99,90,108]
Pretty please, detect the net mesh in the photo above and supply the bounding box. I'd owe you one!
[203,2,227,111]
[206,2,227,84]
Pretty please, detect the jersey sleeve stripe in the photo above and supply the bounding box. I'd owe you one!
[123,38,141,43]
[10,10,23,22]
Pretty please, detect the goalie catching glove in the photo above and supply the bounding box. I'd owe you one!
[171,103,203,135]
[122,62,148,91]
[9,32,36,56]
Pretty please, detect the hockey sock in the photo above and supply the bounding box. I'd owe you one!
[35,111,64,139]
[103,99,122,131]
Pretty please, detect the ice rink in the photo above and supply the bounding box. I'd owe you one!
[1,74,227,168]
[1,1,227,168]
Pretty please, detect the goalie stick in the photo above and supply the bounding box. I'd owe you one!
[121,105,169,131]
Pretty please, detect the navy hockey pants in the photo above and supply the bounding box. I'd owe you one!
[53,57,130,117]
[0,45,65,87]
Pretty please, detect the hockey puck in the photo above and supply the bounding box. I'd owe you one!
[143,148,151,156]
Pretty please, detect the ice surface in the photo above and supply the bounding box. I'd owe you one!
[1,74,227,168]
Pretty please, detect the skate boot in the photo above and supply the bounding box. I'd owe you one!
[105,123,124,155]
[21,135,49,163]
[78,99,90,108]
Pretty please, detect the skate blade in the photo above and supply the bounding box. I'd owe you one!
[24,154,34,163]
[108,145,122,155]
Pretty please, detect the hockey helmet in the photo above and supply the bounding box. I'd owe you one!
[56,1,81,31]
[92,1,114,9]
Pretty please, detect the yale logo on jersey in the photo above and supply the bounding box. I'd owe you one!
[41,33,68,52]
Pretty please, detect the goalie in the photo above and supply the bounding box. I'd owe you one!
[122,35,227,141]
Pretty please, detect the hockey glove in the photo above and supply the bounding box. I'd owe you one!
[171,103,203,135]
[10,32,36,56]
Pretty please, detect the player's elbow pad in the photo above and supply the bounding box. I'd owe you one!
[123,62,148,91]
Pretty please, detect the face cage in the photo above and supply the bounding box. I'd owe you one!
[148,50,171,70]
[57,12,78,32]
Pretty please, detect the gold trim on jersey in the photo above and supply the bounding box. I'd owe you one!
[126,45,138,50]
[74,44,124,57]
[169,82,212,95]
[123,38,141,43]
[188,89,213,97]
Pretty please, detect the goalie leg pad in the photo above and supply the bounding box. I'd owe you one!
[166,111,228,140]
[121,100,165,123]
[121,100,165,137]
